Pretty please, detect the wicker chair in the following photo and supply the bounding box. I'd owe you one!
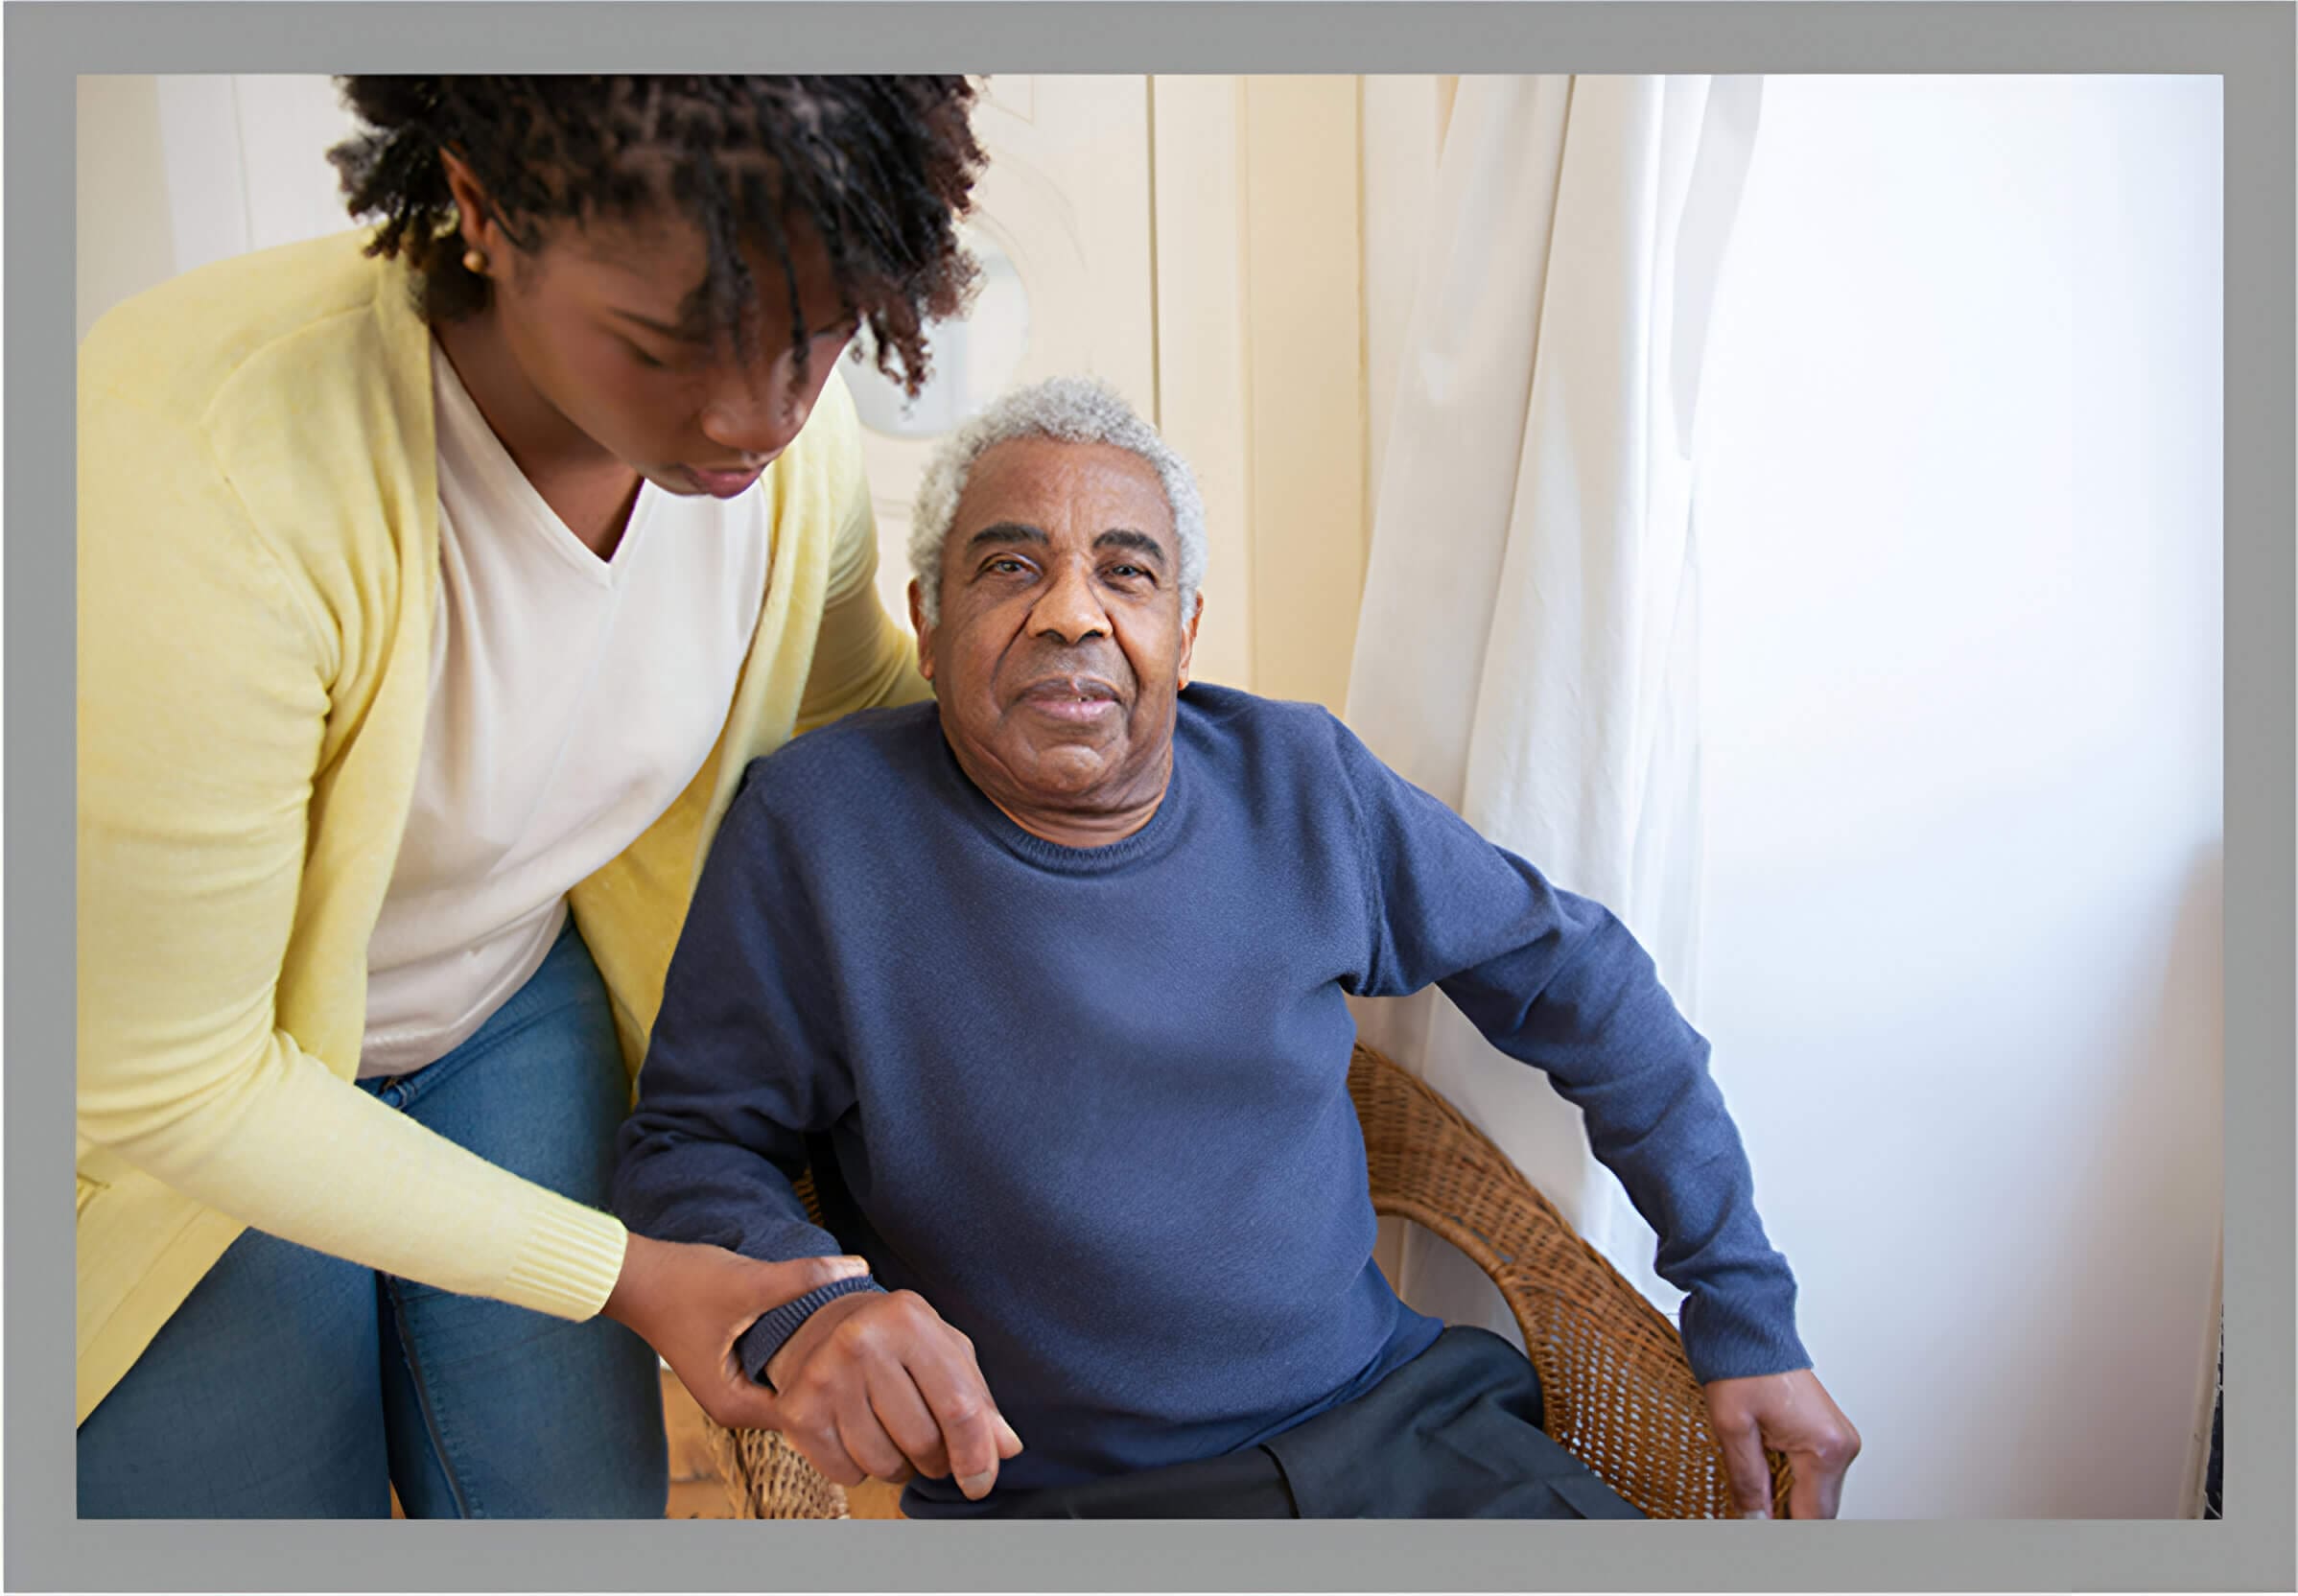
[705,1042,1793,1519]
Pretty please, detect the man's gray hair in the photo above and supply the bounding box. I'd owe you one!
[907,375,1207,628]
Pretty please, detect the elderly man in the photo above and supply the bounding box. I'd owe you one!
[612,378,1859,1519]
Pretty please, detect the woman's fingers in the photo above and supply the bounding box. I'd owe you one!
[746,1252,871,1309]
[600,1237,873,1435]
[693,1365,787,1432]
[603,1235,859,1344]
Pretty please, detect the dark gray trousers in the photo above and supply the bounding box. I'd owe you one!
[990,1326,1645,1519]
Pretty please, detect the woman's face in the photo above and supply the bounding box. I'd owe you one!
[452,166,862,500]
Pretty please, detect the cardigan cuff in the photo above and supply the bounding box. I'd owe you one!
[738,1275,886,1385]
[504,1202,630,1322]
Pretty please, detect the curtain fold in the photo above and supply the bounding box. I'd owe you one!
[1346,75,1765,1327]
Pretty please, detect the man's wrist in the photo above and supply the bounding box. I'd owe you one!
[1678,1279,1809,1386]
[738,1274,884,1386]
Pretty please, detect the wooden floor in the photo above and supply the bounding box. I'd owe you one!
[388,1369,903,1519]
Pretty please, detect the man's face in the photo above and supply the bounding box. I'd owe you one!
[912,437,1200,822]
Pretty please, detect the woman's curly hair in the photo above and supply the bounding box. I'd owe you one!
[329,76,986,396]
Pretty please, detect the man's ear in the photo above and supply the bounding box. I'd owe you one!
[1175,590,1204,692]
[907,578,935,684]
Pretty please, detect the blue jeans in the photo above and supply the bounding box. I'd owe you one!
[76,919,669,1518]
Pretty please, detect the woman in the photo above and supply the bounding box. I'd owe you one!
[76,75,985,1517]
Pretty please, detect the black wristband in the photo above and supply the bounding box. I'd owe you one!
[736,1275,885,1386]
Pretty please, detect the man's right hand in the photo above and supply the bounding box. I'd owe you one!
[763,1288,1023,1500]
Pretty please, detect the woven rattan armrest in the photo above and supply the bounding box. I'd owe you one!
[1347,1044,1792,1518]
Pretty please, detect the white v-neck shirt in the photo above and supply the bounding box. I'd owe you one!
[360,345,773,1076]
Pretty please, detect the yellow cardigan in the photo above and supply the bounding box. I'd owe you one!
[76,230,926,1425]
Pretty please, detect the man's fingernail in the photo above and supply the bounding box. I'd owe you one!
[1743,1508,1770,1520]
[833,1256,867,1276]
[959,1470,995,1499]
[996,1417,1024,1451]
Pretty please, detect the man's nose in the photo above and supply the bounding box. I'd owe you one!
[1030,557,1111,645]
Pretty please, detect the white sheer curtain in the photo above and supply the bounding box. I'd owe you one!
[1346,75,1765,1326]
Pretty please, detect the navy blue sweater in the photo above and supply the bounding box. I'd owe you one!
[612,686,1807,1515]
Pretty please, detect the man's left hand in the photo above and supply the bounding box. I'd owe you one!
[1702,1368,1861,1518]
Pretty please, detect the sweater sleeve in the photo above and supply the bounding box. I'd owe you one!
[792,375,932,737]
[1327,715,1809,1384]
[611,778,883,1378]
[76,367,627,1322]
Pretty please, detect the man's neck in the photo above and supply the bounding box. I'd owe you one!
[988,791,1166,850]
[959,746,1175,851]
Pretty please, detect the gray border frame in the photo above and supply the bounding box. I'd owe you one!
[11,4,2290,1590]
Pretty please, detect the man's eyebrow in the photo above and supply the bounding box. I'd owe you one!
[1094,528,1168,569]
[965,522,1050,552]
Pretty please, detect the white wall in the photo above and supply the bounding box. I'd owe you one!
[1693,75,2223,1518]
[76,77,178,341]
[77,74,363,341]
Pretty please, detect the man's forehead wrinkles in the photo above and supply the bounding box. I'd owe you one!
[964,459,1173,525]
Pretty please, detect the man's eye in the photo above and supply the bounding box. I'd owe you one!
[987,557,1030,575]
[625,340,669,370]
[1107,564,1153,581]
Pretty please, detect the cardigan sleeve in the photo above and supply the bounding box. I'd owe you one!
[76,358,628,1324]
[791,376,933,737]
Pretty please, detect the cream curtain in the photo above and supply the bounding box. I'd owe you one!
[1346,75,1765,1326]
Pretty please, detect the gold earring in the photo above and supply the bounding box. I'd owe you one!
[462,247,488,276]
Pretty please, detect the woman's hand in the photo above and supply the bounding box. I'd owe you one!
[599,1232,868,1431]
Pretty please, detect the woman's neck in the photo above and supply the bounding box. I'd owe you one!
[434,315,642,560]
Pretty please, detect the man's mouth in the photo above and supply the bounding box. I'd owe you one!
[1018,676,1121,722]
